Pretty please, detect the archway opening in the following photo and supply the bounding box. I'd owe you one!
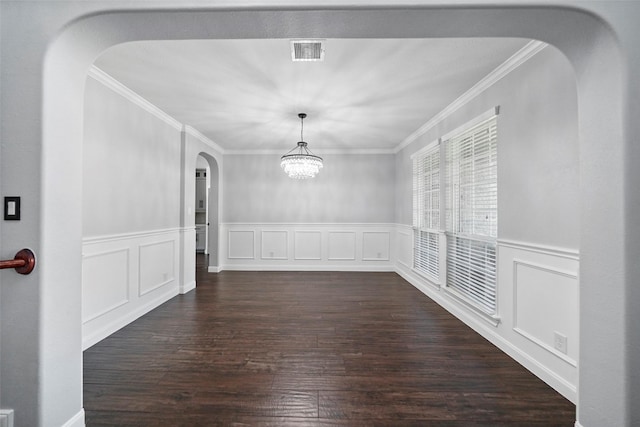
[23,5,628,427]
[196,152,220,272]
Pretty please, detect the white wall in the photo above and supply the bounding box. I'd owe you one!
[395,45,580,401]
[224,153,395,223]
[221,153,396,270]
[83,76,182,236]
[81,72,184,349]
[395,46,579,248]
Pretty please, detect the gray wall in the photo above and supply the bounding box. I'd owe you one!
[83,77,182,237]
[396,45,579,250]
[223,153,395,223]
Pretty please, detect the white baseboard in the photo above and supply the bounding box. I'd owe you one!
[61,409,85,427]
[180,280,196,294]
[0,410,14,427]
[208,265,222,273]
[221,264,395,272]
[82,287,178,350]
[574,422,583,427]
[395,263,577,403]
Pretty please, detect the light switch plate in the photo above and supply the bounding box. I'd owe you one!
[4,197,20,221]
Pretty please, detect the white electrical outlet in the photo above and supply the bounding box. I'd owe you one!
[0,409,15,427]
[554,331,568,354]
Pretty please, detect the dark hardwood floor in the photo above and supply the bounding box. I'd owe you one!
[84,256,575,426]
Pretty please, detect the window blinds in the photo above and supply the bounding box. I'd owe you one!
[413,144,440,280]
[445,116,498,314]
[446,235,497,313]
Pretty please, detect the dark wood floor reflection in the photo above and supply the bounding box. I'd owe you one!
[84,257,575,426]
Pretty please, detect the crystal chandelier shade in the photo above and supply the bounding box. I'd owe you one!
[281,113,323,179]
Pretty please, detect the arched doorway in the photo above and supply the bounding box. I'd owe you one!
[0,4,635,427]
[195,152,220,273]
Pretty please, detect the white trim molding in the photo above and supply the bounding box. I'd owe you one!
[395,224,579,403]
[184,124,225,154]
[498,238,580,260]
[222,264,395,272]
[394,40,547,153]
[61,409,85,427]
[88,66,182,131]
[224,148,395,155]
[82,228,181,349]
[83,227,184,245]
[221,223,396,271]
[0,410,14,427]
[83,286,177,350]
[181,280,196,294]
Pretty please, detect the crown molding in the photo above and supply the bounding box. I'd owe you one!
[88,66,183,131]
[225,148,395,155]
[394,40,548,153]
[91,40,546,155]
[184,125,225,154]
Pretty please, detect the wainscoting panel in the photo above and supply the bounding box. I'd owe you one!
[228,230,255,259]
[139,240,176,296]
[513,260,579,366]
[497,241,580,398]
[220,223,395,271]
[328,231,356,260]
[82,228,181,349]
[82,248,130,323]
[395,228,580,403]
[294,231,322,260]
[362,231,390,261]
[397,226,413,268]
[261,230,288,259]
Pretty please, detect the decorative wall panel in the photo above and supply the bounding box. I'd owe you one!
[261,230,288,259]
[328,231,356,260]
[81,229,180,349]
[228,230,255,259]
[513,259,578,365]
[397,228,412,268]
[294,231,322,260]
[139,240,175,296]
[362,231,390,260]
[82,248,129,323]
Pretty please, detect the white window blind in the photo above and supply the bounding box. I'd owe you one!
[412,143,440,280]
[445,115,498,314]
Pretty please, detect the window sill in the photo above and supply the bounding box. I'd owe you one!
[442,286,501,327]
[411,268,441,289]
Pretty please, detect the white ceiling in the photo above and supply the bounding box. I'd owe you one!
[94,38,528,152]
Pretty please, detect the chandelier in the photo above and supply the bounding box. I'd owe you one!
[280,113,323,179]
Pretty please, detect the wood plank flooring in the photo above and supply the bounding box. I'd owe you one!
[84,257,576,426]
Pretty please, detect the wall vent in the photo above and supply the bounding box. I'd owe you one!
[290,40,325,62]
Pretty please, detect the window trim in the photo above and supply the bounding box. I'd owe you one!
[412,139,442,283]
[441,106,499,142]
[444,110,499,315]
[411,107,501,324]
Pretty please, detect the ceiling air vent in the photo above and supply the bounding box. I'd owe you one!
[290,40,325,62]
